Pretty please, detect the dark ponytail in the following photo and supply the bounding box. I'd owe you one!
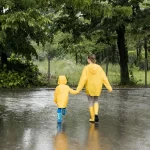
[88,54,96,63]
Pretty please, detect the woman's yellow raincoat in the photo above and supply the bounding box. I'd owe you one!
[54,76,78,108]
[77,64,112,96]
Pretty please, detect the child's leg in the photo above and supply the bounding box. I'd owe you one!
[62,108,67,115]
[57,108,62,123]
[57,123,63,133]
[87,96,95,122]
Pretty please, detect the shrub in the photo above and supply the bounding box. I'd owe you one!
[0,56,43,88]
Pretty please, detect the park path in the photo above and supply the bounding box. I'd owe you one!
[0,88,150,150]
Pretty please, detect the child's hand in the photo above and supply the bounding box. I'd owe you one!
[70,89,80,94]
[74,90,79,94]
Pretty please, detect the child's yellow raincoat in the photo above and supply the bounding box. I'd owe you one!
[77,64,112,96]
[54,75,78,108]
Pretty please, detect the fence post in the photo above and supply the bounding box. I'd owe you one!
[48,55,51,83]
[144,38,147,87]
[106,57,109,76]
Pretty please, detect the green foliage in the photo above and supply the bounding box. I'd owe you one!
[0,0,150,87]
[0,56,43,88]
[34,57,84,86]
[51,58,84,86]
[51,0,92,9]
[113,6,132,17]
[128,68,141,85]
[35,56,150,86]
[0,0,51,61]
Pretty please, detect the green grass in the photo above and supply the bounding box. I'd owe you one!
[34,58,150,86]
[132,70,150,85]
[101,63,120,85]
[102,64,150,85]
[34,58,84,86]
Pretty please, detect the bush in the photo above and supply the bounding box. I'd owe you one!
[0,56,43,88]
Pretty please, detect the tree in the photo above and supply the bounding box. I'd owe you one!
[0,0,51,67]
[130,0,150,85]
[86,1,132,85]
[49,0,132,84]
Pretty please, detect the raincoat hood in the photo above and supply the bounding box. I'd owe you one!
[58,75,67,85]
[54,76,78,108]
[88,64,99,74]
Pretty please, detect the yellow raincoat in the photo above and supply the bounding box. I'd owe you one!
[77,64,112,96]
[54,75,78,108]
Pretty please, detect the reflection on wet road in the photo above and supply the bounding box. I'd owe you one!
[0,88,150,150]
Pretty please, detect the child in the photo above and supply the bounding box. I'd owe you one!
[54,75,78,123]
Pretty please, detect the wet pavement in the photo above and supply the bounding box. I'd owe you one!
[0,88,150,150]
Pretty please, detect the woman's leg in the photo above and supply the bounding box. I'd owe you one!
[93,96,99,115]
[87,96,95,122]
[93,96,99,122]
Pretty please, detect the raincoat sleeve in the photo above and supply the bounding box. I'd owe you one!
[102,70,112,92]
[77,66,87,92]
[69,88,79,95]
[54,86,58,104]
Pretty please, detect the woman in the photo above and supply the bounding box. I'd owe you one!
[77,54,112,123]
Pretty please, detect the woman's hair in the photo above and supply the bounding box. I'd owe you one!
[88,54,96,63]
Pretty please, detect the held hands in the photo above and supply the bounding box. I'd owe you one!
[108,87,113,92]
[74,89,80,94]
[70,88,80,95]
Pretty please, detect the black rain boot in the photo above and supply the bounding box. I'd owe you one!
[95,115,99,122]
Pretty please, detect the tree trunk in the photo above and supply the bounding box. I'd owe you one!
[80,54,82,63]
[75,52,78,64]
[1,52,8,67]
[136,39,142,65]
[47,55,51,83]
[116,25,129,85]
[111,44,116,63]
[105,57,109,76]
[144,37,148,87]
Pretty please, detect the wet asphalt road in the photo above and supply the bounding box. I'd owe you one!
[0,88,150,150]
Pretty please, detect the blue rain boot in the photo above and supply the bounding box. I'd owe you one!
[57,108,62,123]
[62,108,67,115]
[57,123,63,133]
